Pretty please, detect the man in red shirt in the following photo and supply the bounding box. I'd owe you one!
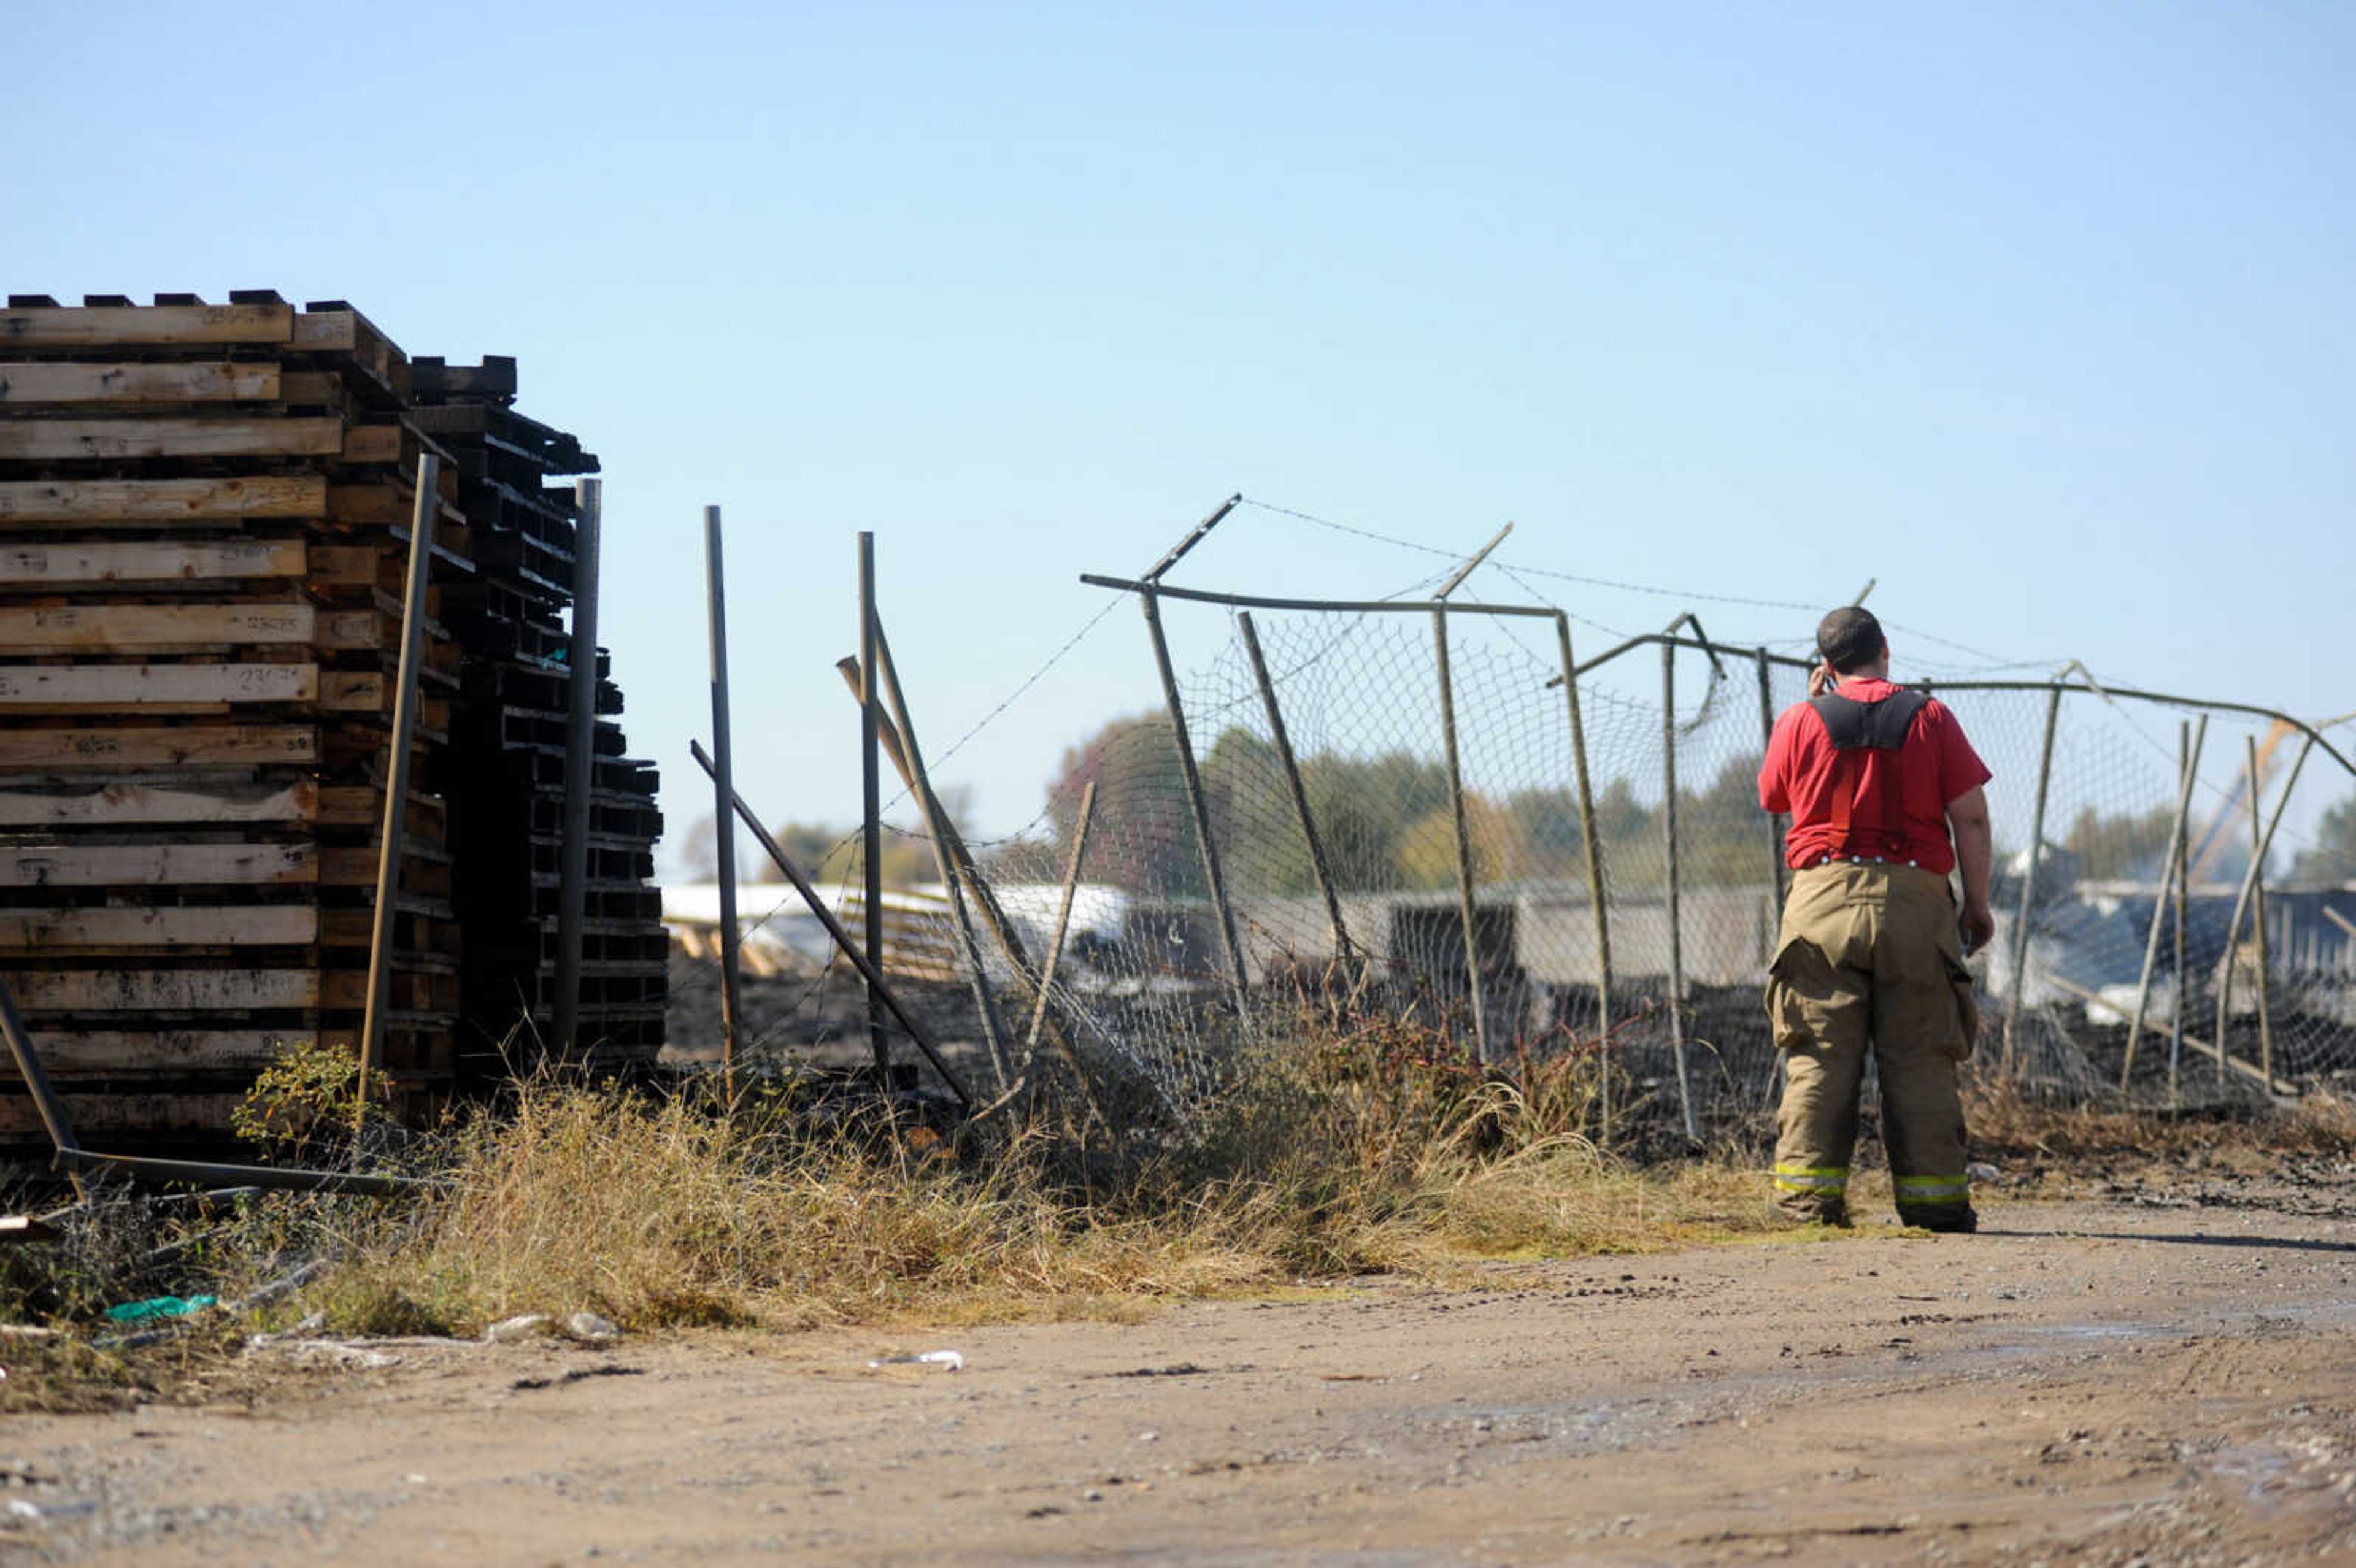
[1757,607,1995,1232]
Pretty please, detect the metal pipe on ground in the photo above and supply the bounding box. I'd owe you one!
[689,741,973,1112]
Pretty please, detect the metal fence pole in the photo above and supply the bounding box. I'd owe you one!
[2215,734,2312,1090]
[1552,613,1613,1140]
[359,452,437,1112]
[1661,640,1697,1140]
[1754,646,1788,1112]
[2171,722,2197,1099]
[1432,605,1490,1063]
[2247,734,2274,1084]
[1139,588,1253,1024]
[704,505,743,1102]
[858,532,888,1083]
[1238,611,1353,964]
[2123,717,2203,1087]
[1754,648,1788,913]
[2001,685,2063,1075]
[555,475,601,1061]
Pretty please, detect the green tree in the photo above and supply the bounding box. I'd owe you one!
[2062,803,2176,882]
[2289,794,2356,885]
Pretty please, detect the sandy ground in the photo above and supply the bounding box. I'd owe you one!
[4,1179,2356,1567]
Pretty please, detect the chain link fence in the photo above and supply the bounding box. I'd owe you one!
[945,576,2356,1139]
[668,559,2356,1143]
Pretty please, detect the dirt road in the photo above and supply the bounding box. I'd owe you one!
[6,1180,2355,1566]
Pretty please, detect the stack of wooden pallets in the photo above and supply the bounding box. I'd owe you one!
[0,292,668,1143]
[0,292,468,1140]
[407,357,665,1075]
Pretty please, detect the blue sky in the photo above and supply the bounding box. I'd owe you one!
[9,1,2352,856]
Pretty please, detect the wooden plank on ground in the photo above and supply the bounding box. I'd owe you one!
[0,724,317,770]
[0,540,304,586]
[0,417,344,461]
[0,303,293,348]
[0,663,320,709]
[0,840,315,886]
[6,969,321,1010]
[0,779,318,827]
[0,475,326,521]
[0,906,320,948]
[0,361,280,404]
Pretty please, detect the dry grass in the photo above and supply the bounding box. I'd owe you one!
[267,1013,1788,1337]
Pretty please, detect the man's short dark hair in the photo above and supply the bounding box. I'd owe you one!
[1817,607,1885,674]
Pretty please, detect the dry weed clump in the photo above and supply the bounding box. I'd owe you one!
[286,1013,1785,1335]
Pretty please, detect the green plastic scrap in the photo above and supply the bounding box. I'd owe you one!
[102,1295,218,1323]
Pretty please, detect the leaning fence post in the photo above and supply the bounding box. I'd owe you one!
[2170,720,2198,1099]
[1026,779,1099,1057]
[868,627,1017,1094]
[1238,611,1353,964]
[2001,685,2063,1076]
[704,505,744,1102]
[360,452,437,1114]
[1432,604,1491,1063]
[2123,717,2203,1087]
[1660,639,1698,1141]
[1552,613,1613,1140]
[1139,588,1253,1025]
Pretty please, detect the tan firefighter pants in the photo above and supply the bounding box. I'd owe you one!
[1765,861,1981,1229]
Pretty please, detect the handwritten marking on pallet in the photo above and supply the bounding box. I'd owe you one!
[0,663,321,707]
[0,361,281,404]
[0,476,326,521]
[0,540,304,585]
[0,841,316,887]
[0,724,318,769]
[0,417,345,461]
[0,603,395,652]
[0,905,320,948]
[0,303,294,347]
[0,780,319,828]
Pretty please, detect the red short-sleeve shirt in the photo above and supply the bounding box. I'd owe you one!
[1758,677,1991,875]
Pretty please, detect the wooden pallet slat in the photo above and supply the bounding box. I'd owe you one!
[0,724,317,770]
[0,905,321,948]
[0,302,294,348]
[0,663,321,709]
[0,416,345,462]
[0,361,281,405]
[0,840,315,887]
[0,539,306,586]
[0,475,328,522]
